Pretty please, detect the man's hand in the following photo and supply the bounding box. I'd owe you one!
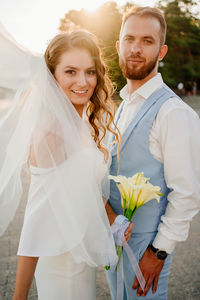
[132,247,165,297]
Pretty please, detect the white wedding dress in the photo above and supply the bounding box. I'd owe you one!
[19,156,109,300]
[35,251,96,300]
[0,23,118,300]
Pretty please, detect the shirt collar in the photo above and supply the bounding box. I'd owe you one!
[120,73,164,103]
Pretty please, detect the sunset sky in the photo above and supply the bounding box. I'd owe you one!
[0,0,158,53]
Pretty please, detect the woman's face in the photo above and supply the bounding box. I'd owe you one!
[54,48,97,116]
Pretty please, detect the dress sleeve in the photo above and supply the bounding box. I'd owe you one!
[17,152,118,268]
[18,166,69,256]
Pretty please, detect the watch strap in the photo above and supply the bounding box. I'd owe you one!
[149,244,168,260]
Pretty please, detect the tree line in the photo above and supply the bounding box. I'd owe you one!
[59,0,200,93]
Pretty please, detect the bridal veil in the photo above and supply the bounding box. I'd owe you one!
[0,23,117,267]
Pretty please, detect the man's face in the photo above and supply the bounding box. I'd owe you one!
[117,15,165,80]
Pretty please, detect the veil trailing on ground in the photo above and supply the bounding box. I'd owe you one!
[0,23,117,267]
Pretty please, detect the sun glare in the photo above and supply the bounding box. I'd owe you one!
[76,0,104,12]
[85,5,100,13]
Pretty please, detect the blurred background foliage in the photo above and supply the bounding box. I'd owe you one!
[59,0,200,93]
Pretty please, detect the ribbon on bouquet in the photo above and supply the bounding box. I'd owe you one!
[111,223,146,300]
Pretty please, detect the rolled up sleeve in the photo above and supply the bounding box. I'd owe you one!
[153,101,200,253]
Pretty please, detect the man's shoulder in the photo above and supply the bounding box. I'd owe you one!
[157,96,199,124]
[161,83,180,99]
[158,84,197,115]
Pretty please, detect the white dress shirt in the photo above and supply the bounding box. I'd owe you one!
[117,73,200,253]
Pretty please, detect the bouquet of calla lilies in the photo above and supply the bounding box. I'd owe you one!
[108,172,164,269]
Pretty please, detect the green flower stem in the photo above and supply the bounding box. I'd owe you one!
[115,245,123,271]
[158,192,165,198]
[122,198,126,215]
[104,207,139,272]
[125,208,137,222]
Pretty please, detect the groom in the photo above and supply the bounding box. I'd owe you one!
[105,6,200,299]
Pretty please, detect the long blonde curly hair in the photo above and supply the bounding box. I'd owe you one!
[44,30,121,162]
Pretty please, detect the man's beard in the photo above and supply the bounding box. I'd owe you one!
[119,53,159,80]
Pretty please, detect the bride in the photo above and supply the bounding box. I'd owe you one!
[0,24,131,300]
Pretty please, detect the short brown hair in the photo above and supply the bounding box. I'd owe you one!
[120,6,166,45]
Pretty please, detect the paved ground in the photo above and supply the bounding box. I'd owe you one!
[0,96,200,299]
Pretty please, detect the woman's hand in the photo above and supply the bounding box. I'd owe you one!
[105,202,134,243]
[105,201,117,225]
[124,221,134,243]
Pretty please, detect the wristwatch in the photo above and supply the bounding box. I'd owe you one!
[149,244,168,260]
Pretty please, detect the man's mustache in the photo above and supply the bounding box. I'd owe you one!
[126,54,145,61]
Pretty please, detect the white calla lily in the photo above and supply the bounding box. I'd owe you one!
[108,173,162,219]
[107,172,163,272]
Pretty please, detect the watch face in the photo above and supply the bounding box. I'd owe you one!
[157,250,168,260]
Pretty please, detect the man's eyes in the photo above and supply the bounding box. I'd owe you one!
[124,37,133,41]
[124,36,153,44]
[144,39,153,44]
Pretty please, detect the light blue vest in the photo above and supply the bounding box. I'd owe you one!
[109,84,180,233]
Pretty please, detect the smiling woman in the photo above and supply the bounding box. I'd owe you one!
[54,48,97,117]
[44,30,120,157]
[0,23,121,300]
